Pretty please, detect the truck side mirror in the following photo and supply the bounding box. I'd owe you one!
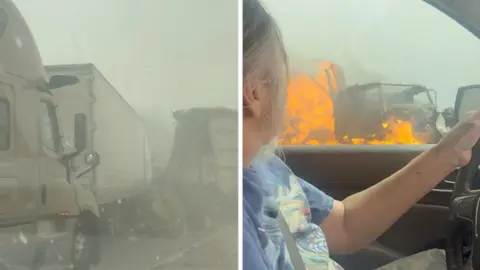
[74,113,87,152]
[76,152,100,179]
[454,85,480,123]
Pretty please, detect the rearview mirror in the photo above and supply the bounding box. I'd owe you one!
[74,113,87,152]
[455,85,480,123]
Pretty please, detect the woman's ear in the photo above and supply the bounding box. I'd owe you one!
[243,81,262,118]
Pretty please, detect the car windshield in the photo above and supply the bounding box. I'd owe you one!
[265,0,480,146]
[4,1,237,269]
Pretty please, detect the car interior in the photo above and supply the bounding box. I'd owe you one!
[281,86,480,270]
[283,144,450,269]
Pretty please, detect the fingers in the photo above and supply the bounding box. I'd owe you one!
[457,120,480,150]
[457,110,480,134]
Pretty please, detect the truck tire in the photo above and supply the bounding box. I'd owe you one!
[71,212,101,270]
[149,186,187,239]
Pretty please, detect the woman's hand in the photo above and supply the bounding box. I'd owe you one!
[433,110,480,169]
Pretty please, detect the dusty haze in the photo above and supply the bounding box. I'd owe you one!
[14,0,238,167]
[1,2,239,269]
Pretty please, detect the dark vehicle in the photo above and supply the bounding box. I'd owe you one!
[334,82,439,143]
[160,107,237,231]
[132,107,237,240]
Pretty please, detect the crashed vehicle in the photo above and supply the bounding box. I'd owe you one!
[146,107,237,234]
[283,62,447,145]
[333,82,442,143]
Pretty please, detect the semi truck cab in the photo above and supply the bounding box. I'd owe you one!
[0,71,91,228]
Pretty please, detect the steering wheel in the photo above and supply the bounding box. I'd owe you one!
[447,142,480,270]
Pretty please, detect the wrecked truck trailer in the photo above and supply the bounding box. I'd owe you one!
[333,82,440,143]
[160,107,237,231]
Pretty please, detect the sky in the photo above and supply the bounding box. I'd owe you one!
[13,0,238,163]
[264,0,480,110]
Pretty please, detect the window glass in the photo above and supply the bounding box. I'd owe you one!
[270,0,480,146]
[40,101,60,153]
[0,100,10,150]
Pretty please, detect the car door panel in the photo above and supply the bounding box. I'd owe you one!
[282,145,454,269]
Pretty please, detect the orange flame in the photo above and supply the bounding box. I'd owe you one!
[281,62,428,145]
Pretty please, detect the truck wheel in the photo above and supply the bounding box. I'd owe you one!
[71,212,101,270]
[151,189,187,239]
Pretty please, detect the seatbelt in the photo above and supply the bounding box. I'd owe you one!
[276,210,307,270]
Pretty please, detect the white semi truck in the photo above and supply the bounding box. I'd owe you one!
[0,60,155,270]
[47,63,153,214]
[0,2,109,270]
[45,63,155,269]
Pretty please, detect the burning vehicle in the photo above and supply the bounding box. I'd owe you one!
[281,61,444,145]
[333,82,440,144]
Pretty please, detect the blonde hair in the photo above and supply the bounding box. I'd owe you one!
[243,0,289,144]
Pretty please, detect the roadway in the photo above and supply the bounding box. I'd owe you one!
[0,224,237,270]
